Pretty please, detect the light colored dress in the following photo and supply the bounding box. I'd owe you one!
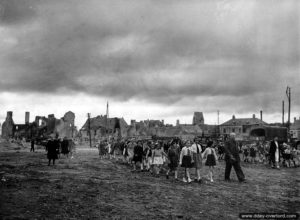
[152,148,164,165]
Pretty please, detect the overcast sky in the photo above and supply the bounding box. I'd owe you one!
[0,0,299,128]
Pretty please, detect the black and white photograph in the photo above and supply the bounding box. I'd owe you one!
[0,0,299,219]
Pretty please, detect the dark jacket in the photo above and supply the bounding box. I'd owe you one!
[134,144,143,157]
[269,140,280,162]
[224,139,240,163]
[61,139,69,154]
[47,140,58,159]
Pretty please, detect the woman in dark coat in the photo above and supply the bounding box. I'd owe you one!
[47,138,59,166]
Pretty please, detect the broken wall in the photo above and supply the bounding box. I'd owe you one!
[2,112,14,139]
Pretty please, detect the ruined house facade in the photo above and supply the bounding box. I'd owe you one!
[193,112,204,125]
[124,112,217,140]
[1,111,14,139]
[79,115,128,142]
[1,111,77,140]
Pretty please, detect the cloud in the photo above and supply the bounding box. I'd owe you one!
[0,0,299,121]
[0,0,37,25]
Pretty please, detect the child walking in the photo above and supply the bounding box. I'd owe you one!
[152,143,164,177]
[202,141,218,182]
[166,141,180,180]
[179,141,193,183]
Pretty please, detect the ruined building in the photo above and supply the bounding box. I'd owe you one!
[192,112,204,125]
[2,111,14,139]
[1,111,77,140]
[79,115,128,141]
[55,111,76,138]
[125,112,217,139]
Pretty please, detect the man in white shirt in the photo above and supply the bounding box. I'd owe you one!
[269,136,280,169]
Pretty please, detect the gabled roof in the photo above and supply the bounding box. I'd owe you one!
[221,118,268,126]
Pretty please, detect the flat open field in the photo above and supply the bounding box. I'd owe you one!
[0,142,299,220]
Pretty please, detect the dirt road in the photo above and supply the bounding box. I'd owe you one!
[0,143,299,219]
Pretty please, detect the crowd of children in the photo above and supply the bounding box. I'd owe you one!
[96,137,300,183]
[97,138,220,183]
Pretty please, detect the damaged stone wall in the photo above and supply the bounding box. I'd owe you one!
[55,111,76,139]
[2,112,14,139]
[1,111,77,140]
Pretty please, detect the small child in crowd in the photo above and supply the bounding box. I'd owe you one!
[202,141,218,182]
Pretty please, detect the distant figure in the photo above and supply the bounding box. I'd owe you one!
[282,143,293,168]
[250,145,257,163]
[98,141,107,159]
[143,142,152,171]
[69,139,76,159]
[108,141,116,159]
[122,141,129,163]
[30,139,35,152]
[46,138,59,166]
[61,137,70,157]
[223,133,246,182]
[242,144,249,163]
[269,136,280,169]
[132,141,144,171]
[217,143,225,160]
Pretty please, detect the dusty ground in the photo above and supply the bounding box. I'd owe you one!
[0,141,299,220]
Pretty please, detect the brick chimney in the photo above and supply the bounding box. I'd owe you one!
[232,115,235,119]
[260,111,263,121]
[253,114,255,119]
[7,111,13,118]
[25,112,30,124]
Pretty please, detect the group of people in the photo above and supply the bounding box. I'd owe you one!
[268,136,300,169]
[45,137,76,166]
[97,133,246,183]
[41,133,299,181]
[240,140,300,167]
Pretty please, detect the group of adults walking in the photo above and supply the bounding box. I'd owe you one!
[45,137,74,166]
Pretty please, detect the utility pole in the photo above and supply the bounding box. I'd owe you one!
[282,100,285,125]
[286,86,291,142]
[106,101,109,139]
[286,86,291,130]
[87,113,92,148]
[217,110,220,138]
[106,101,109,120]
